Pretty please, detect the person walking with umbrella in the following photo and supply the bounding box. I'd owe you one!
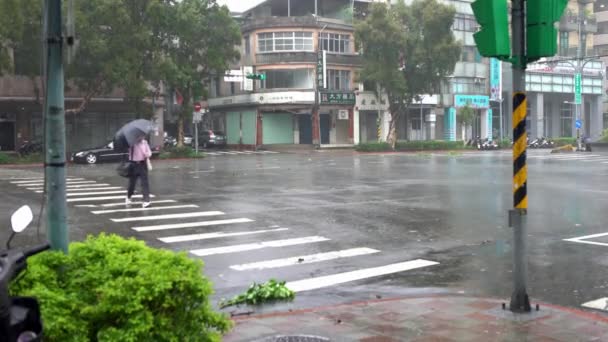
[114,119,154,208]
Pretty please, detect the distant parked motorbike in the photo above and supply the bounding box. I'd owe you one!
[17,141,43,156]
[537,137,555,149]
[481,139,499,150]
[163,135,177,148]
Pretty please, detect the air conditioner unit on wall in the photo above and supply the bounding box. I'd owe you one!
[338,109,349,120]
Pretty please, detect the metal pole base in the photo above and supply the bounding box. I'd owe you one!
[509,292,531,313]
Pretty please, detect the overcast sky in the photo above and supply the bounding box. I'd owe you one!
[217,0,266,12]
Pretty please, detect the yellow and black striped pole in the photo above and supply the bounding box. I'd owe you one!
[509,0,531,313]
[512,92,527,211]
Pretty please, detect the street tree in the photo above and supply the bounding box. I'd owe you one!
[457,104,476,141]
[66,0,170,116]
[158,0,241,147]
[355,0,461,149]
[0,0,26,75]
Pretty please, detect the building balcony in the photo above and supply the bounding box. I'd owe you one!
[241,15,353,34]
[255,51,361,66]
[559,13,598,33]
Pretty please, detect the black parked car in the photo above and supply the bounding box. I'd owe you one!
[71,141,160,164]
[194,130,227,148]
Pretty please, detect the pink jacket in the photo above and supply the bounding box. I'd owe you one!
[130,140,152,161]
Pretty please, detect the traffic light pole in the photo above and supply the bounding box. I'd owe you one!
[44,0,69,253]
[509,0,531,313]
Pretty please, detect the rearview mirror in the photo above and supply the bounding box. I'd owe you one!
[11,205,33,233]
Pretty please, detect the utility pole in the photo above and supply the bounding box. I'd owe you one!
[44,0,69,253]
[509,0,530,312]
[576,1,584,149]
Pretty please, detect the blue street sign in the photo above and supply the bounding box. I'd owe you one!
[575,119,582,129]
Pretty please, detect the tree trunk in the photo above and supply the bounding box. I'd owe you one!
[177,115,184,148]
[387,111,400,150]
[461,124,466,143]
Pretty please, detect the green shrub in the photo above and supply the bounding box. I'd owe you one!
[161,146,204,159]
[356,140,471,152]
[355,142,391,152]
[0,152,44,164]
[0,152,11,164]
[498,139,511,149]
[11,234,231,342]
[553,137,577,147]
[395,140,470,151]
[600,129,608,143]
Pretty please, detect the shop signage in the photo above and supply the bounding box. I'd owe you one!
[320,92,356,105]
[454,94,489,109]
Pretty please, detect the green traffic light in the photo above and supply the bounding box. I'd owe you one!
[246,73,265,80]
[471,0,511,58]
[526,0,569,60]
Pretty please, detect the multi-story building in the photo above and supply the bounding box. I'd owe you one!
[502,0,604,140]
[593,0,608,128]
[208,0,371,147]
[209,0,604,147]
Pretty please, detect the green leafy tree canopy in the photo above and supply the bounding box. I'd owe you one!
[355,0,461,148]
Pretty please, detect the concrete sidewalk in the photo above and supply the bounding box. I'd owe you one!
[224,295,608,341]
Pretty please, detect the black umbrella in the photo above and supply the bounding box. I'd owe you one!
[113,119,155,151]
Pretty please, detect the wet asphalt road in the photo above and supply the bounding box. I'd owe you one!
[1,149,608,314]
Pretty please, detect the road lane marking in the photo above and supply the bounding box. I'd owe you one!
[67,194,155,203]
[189,170,215,173]
[10,178,84,184]
[66,190,127,197]
[159,227,288,243]
[100,199,175,207]
[582,298,608,311]
[18,180,97,187]
[62,183,113,189]
[581,158,608,162]
[2,177,43,180]
[563,232,608,247]
[34,187,123,193]
[111,211,224,223]
[286,259,439,292]
[189,236,329,257]
[133,217,253,232]
[75,200,176,208]
[230,247,380,271]
[92,204,199,214]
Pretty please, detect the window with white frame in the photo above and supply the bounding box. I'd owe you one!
[327,69,351,90]
[319,33,351,54]
[257,32,314,52]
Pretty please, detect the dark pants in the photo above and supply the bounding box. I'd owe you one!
[127,161,150,202]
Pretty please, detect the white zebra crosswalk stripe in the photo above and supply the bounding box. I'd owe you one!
[67,190,127,197]
[190,236,330,257]
[132,217,253,232]
[18,180,96,187]
[10,178,84,184]
[91,204,199,215]
[229,247,380,271]
[34,187,123,193]
[158,227,288,243]
[111,211,224,223]
[286,259,439,292]
[75,199,176,208]
[67,194,156,203]
[581,158,608,162]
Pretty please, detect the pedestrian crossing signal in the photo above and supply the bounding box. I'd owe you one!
[246,73,266,80]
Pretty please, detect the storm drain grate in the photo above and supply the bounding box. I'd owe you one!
[253,335,330,342]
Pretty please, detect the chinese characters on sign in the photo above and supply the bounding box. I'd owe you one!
[454,95,489,109]
[490,58,502,101]
[320,92,356,105]
[317,50,327,89]
[574,73,582,104]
